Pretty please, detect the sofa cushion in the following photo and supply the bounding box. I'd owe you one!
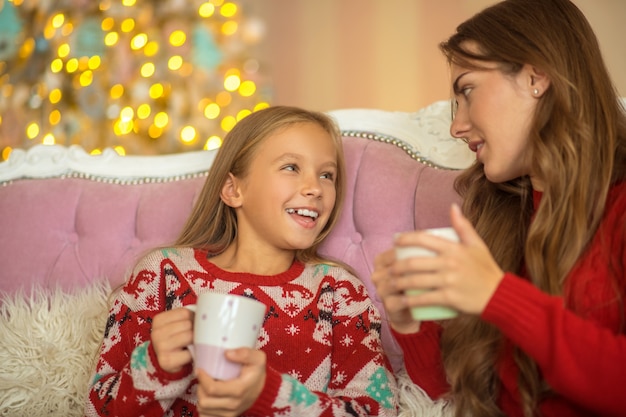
[0,175,206,293]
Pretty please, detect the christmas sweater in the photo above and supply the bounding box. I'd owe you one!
[84,248,398,417]
[395,181,626,416]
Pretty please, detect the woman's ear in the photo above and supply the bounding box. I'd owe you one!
[525,64,551,97]
[220,173,243,208]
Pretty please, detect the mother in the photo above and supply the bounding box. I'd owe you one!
[372,0,626,416]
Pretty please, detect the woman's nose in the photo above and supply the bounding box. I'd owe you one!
[450,106,470,142]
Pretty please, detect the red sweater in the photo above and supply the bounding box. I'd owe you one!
[395,181,626,417]
[85,249,397,416]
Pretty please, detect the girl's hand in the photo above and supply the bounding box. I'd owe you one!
[391,204,504,316]
[196,348,266,417]
[151,308,194,373]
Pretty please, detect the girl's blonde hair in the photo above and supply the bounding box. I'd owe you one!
[439,0,626,415]
[175,105,348,268]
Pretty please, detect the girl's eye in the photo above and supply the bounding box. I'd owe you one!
[320,172,335,181]
[282,164,297,172]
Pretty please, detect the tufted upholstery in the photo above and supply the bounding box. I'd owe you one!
[0,103,470,372]
[318,136,461,367]
[0,174,205,292]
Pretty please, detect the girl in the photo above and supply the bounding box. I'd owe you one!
[372,0,626,416]
[85,106,397,417]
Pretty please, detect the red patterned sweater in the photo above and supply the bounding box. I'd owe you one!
[395,181,626,416]
[84,248,398,417]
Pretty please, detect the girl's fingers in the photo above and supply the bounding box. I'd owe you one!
[153,307,194,326]
[196,353,265,416]
[151,308,195,373]
[197,370,242,398]
[157,348,193,374]
[152,317,193,352]
[155,327,194,351]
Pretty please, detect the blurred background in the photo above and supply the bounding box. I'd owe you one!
[1,0,624,159]
[252,0,626,112]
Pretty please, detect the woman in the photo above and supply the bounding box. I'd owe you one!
[372,0,626,416]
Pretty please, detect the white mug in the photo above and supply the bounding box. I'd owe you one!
[186,292,266,380]
[395,227,460,321]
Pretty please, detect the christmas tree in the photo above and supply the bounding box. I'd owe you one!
[0,0,270,161]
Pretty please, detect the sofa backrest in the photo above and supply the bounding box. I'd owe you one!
[0,100,473,371]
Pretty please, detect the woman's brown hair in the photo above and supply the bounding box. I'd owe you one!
[439,0,626,415]
[175,105,349,268]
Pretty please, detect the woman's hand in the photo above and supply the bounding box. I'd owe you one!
[372,247,422,334]
[196,347,266,417]
[373,204,505,332]
[151,307,194,373]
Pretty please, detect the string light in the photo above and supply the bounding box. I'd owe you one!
[0,0,270,160]
[26,123,40,139]
[205,135,222,150]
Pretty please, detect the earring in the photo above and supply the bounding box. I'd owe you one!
[533,88,539,96]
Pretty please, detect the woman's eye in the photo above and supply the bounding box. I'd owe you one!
[461,86,472,97]
[451,99,459,119]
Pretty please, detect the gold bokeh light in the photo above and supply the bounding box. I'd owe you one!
[199,3,215,17]
[26,122,40,139]
[131,33,148,50]
[51,13,65,28]
[221,3,237,17]
[121,18,135,32]
[169,30,186,47]
[105,32,119,46]
[0,0,269,159]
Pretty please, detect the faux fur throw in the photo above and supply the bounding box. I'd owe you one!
[0,281,112,417]
[395,370,455,417]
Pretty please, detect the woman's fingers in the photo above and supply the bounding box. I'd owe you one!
[372,249,422,333]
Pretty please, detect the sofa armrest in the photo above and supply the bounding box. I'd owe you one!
[329,99,473,169]
[0,143,216,182]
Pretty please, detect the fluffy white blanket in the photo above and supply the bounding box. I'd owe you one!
[396,370,454,417]
[0,281,111,417]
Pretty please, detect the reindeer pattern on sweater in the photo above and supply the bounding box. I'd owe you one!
[85,247,397,417]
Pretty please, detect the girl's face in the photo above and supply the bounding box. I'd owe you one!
[449,57,543,189]
[232,122,338,254]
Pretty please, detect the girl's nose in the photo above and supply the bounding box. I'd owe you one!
[302,176,322,198]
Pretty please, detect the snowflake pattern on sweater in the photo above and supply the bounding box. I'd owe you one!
[84,248,398,417]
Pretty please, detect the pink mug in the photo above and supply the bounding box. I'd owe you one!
[186,292,266,380]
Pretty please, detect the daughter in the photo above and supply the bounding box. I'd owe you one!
[84,106,397,417]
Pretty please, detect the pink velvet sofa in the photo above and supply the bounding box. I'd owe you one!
[0,101,472,416]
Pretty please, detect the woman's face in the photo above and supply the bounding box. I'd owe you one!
[449,56,543,189]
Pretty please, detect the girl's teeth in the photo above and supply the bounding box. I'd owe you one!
[286,208,318,219]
